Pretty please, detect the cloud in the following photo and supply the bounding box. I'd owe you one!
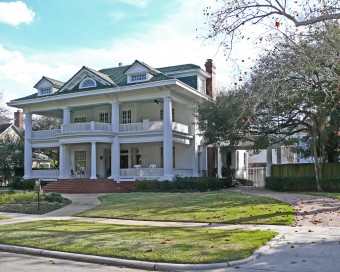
[0,1,35,26]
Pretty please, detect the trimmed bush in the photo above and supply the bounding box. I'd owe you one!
[44,192,64,203]
[321,177,340,192]
[135,176,224,192]
[10,176,35,190]
[237,179,254,186]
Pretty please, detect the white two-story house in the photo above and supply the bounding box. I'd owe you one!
[8,59,216,182]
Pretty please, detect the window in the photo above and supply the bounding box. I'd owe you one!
[79,78,96,89]
[160,109,175,121]
[122,109,132,124]
[131,73,147,82]
[74,116,87,123]
[75,151,86,172]
[99,112,109,123]
[40,88,52,95]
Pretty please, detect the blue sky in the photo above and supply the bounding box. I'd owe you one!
[0,0,253,110]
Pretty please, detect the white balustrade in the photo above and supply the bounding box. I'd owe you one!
[172,122,189,133]
[32,129,61,139]
[61,122,111,133]
[173,169,193,176]
[120,168,164,177]
[32,169,59,179]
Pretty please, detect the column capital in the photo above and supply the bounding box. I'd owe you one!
[110,101,121,106]
[163,96,172,102]
[61,106,70,110]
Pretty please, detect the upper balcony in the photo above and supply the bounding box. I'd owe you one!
[31,120,190,140]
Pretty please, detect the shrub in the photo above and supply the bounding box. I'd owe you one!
[237,179,254,186]
[266,176,340,192]
[135,176,224,192]
[321,177,340,192]
[10,176,35,190]
[44,192,64,203]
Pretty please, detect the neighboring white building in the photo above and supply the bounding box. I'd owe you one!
[8,60,217,181]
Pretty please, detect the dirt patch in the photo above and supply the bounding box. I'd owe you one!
[230,187,340,227]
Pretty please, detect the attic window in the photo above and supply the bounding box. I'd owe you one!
[40,88,52,96]
[131,73,147,82]
[79,78,96,89]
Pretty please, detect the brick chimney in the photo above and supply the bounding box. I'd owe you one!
[14,110,23,130]
[205,59,216,98]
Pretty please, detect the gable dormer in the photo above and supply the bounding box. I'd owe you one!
[34,76,64,97]
[58,66,115,93]
[124,60,158,84]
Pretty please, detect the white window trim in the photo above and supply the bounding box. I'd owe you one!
[99,111,110,123]
[74,115,87,123]
[79,78,97,89]
[127,73,152,83]
[38,88,53,96]
[121,108,132,124]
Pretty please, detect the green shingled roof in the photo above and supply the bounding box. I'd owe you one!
[12,61,202,102]
[44,77,64,89]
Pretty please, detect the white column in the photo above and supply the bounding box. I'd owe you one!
[163,96,173,179]
[63,107,71,125]
[266,147,272,177]
[111,102,120,133]
[217,147,222,178]
[23,112,32,179]
[109,136,120,181]
[276,145,282,165]
[90,141,97,179]
[58,144,65,179]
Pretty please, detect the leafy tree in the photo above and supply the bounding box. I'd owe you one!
[196,24,340,191]
[32,116,61,169]
[0,135,24,183]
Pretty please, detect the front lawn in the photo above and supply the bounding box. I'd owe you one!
[77,191,295,225]
[296,191,340,200]
[0,191,71,215]
[0,220,277,263]
[0,216,8,220]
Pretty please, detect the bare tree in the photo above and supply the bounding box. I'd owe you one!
[0,91,10,124]
[204,0,340,57]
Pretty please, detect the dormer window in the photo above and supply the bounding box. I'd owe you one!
[130,73,147,82]
[40,88,52,96]
[79,78,96,89]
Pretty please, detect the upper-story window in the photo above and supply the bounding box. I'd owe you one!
[131,73,147,82]
[79,78,96,89]
[74,116,87,123]
[99,112,109,123]
[39,88,52,96]
[121,109,132,124]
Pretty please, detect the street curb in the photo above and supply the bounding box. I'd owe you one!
[0,235,281,271]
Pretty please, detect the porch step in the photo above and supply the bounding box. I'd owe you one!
[43,179,135,194]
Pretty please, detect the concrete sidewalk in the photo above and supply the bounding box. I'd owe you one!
[0,192,339,271]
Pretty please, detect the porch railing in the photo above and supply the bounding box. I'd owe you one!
[120,168,164,177]
[120,120,189,134]
[61,122,112,133]
[173,169,193,176]
[32,129,61,139]
[32,169,59,180]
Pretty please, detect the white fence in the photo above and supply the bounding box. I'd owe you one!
[32,169,59,180]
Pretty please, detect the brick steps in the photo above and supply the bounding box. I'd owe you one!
[43,179,135,194]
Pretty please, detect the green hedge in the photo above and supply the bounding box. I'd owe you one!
[265,176,340,192]
[237,179,254,186]
[135,176,224,192]
[10,176,35,190]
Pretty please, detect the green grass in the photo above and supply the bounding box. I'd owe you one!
[0,220,277,264]
[296,191,340,200]
[0,216,8,220]
[77,191,295,225]
[0,191,71,215]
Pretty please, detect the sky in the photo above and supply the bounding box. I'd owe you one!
[0,0,256,114]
